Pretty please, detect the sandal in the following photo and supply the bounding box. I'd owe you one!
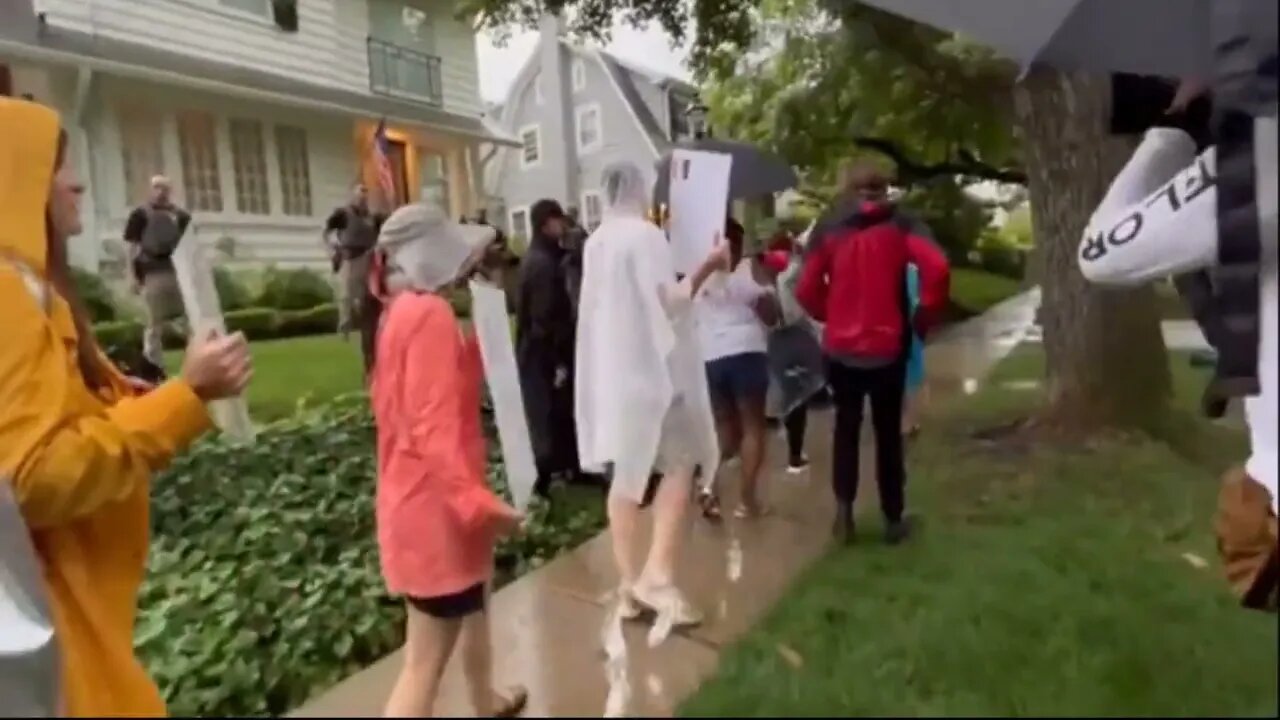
[494,686,529,718]
[698,489,723,522]
[630,582,703,627]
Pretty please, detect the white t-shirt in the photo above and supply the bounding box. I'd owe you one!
[1082,123,1277,513]
[695,260,771,362]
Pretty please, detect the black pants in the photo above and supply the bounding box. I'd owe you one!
[784,401,808,463]
[828,360,907,523]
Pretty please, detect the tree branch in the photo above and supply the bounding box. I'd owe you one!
[853,136,1028,185]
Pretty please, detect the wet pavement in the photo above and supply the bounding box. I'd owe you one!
[293,290,1042,719]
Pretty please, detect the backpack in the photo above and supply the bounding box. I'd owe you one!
[0,255,61,717]
[140,205,184,260]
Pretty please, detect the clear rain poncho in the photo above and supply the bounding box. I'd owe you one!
[573,163,719,500]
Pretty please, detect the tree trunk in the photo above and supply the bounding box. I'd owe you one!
[1014,69,1171,429]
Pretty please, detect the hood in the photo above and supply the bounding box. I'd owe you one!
[0,98,61,274]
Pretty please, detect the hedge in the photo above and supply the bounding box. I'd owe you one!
[93,304,340,351]
[139,395,605,717]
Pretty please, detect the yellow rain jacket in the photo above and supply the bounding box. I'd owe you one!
[0,98,213,715]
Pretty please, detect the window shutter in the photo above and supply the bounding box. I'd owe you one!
[272,0,298,32]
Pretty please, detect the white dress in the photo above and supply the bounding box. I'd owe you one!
[574,215,720,503]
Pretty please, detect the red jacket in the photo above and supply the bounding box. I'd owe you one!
[796,203,950,360]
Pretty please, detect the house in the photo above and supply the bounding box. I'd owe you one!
[483,14,705,240]
[0,0,517,273]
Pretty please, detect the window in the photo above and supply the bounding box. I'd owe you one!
[571,58,586,93]
[176,110,223,212]
[117,106,165,207]
[418,150,450,213]
[509,207,530,239]
[519,125,541,168]
[274,125,313,216]
[581,190,603,231]
[575,104,602,153]
[218,0,269,18]
[534,74,543,105]
[229,118,270,215]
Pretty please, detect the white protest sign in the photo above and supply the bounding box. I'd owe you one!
[468,280,538,511]
[170,225,255,443]
[667,149,733,275]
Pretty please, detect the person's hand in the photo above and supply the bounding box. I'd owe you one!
[180,329,253,401]
[554,365,569,389]
[124,376,155,395]
[493,502,525,538]
[1166,76,1208,115]
[703,234,732,273]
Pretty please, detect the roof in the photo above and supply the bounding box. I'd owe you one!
[596,51,671,154]
[0,3,518,146]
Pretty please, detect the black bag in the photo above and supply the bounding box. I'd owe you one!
[140,206,184,260]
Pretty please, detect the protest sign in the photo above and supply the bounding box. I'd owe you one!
[170,226,255,443]
[469,279,538,511]
[667,149,733,275]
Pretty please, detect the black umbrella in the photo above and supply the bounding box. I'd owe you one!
[652,139,798,206]
[856,0,1231,77]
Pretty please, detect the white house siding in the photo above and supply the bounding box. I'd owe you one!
[339,0,482,118]
[92,75,355,270]
[32,0,365,93]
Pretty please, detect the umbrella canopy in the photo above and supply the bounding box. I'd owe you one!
[857,0,1219,78]
[652,138,798,206]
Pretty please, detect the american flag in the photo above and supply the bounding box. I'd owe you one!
[372,118,397,207]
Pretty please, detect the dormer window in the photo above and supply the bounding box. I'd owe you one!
[571,59,586,93]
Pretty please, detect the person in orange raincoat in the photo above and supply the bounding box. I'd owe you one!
[368,202,527,718]
[0,97,252,716]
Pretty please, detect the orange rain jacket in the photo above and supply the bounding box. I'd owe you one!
[0,98,213,716]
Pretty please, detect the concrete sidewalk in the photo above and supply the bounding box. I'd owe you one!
[293,290,1041,718]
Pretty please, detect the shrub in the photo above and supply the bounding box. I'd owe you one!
[900,180,994,261]
[138,396,604,717]
[224,308,281,341]
[94,320,143,352]
[214,267,254,312]
[257,267,334,311]
[71,266,118,323]
[447,288,473,319]
[277,303,338,339]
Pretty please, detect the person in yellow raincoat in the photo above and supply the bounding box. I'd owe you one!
[0,98,253,716]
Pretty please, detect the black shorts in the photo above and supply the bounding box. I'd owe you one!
[407,582,486,619]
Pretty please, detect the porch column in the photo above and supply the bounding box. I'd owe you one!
[445,146,469,219]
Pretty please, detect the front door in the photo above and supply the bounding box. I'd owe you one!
[384,138,410,207]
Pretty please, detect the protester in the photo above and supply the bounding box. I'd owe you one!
[758,231,825,473]
[901,262,927,437]
[323,184,380,341]
[575,162,729,628]
[123,174,191,371]
[695,218,780,520]
[516,199,580,495]
[0,97,252,715]
[797,162,950,545]
[368,203,528,717]
[1080,71,1277,611]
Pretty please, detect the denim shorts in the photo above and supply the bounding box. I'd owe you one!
[705,352,770,409]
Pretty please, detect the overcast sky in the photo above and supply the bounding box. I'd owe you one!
[475,20,693,103]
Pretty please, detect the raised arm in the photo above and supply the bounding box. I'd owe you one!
[1,271,211,528]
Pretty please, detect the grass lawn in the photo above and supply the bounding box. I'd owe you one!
[948,267,1024,321]
[681,348,1277,717]
[166,334,363,421]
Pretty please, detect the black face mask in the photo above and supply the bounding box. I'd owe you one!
[1110,73,1215,150]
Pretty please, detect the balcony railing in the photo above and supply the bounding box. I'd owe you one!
[367,37,444,107]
